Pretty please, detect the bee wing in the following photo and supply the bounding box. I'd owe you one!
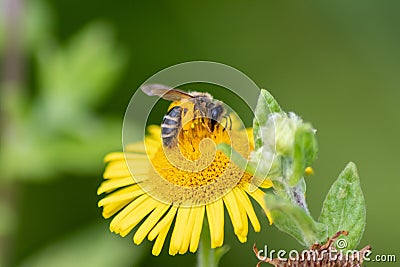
[140,84,193,101]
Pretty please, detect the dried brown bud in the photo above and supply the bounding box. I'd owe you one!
[253,231,371,267]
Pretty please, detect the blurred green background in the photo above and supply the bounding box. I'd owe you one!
[0,0,399,266]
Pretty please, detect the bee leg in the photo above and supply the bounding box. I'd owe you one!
[199,112,211,132]
[204,121,212,133]
[199,116,213,133]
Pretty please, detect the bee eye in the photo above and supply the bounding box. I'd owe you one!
[211,106,222,120]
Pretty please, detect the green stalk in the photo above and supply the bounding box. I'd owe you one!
[197,217,229,267]
[197,220,214,267]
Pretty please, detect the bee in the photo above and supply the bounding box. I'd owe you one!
[141,84,231,148]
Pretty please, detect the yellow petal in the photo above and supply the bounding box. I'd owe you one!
[98,186,144,218]
[206,199,224,248]
[178,207,197,254]
[98,185,143,207]
[110,194,149,233]
[189,206,205,253]
[97,177,135,194]
[104,152,147,162]
[260,178,273,189]
[146,125,161,138]
[134,202,170,245]
[246,128,254,148]
[243,185,273,224]
[104,159,149,176]
[103,168,132,179]
[152,215,173,256]
[223,191,245,237]
[125,140,159,156]
[124,162,151,175]
[234,189,249,239]
[104,160,129,172]
[145,139,162,155]
[169,207,191,255]
[104,152,125,162]
[148,206,177,241]
[102,201,130,219]
[232,187,260,232]
[125,142,146,153]
[150,206,177,256]
[117,197,158,237]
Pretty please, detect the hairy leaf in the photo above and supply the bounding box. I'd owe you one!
[319,162,366,250]
[265,194,327,247]
[253,89,283,150]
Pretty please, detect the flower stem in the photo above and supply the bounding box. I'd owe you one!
[197,218,229,267]
[197,219,215,267]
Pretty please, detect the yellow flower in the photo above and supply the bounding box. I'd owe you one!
[97,120,273,256]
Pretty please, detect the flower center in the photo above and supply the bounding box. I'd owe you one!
[151,119,234,187]
[140,118,252,206]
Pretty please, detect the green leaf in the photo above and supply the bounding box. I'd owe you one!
[260,89,283,114]
[265,194,327,247]
[0,20,130,181]
[290,123,318,186]
[253,89,283,150]
[36,22,127,129]
[18,222,145,267]
[319,162,366,250]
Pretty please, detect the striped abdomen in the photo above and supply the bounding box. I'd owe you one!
[161,106,183,147]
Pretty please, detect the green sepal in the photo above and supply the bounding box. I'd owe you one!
[253,89,283,150]
[318,162,366,250]
[289,123,318,186]
[265,193,327,247]
[214,246,230,266]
